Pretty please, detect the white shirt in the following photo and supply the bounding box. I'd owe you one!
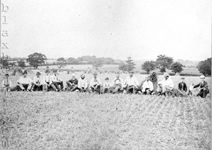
[51,74,62,82]
[103,81,110,88]
[43,74,52,84]
[78,78,88,88]
[2,79,12,88]
[90,77,101,87]
[142,80,153,91]
[111,78,123,87]
[124,76,139,87]
[17,76,33,84]
[33,76,43,84]
[158,77,174,89]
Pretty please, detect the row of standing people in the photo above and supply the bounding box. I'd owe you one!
[2,70,210,98]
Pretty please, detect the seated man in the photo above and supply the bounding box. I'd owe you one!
[32,72,43,91]
[2,73,12,96]
[193,75,209,98]
[188,83,194,96]
[42,70,57,91]
[89,72,101,94]
[51,70,64,91]
[16,70,33,91]
[66,73,78,91]
[178,77,187,96]
[78,74,88,92]
[102,77,111,93]
[158,73,174,95]
[110,73,123,94]
[142,76,154,95]
[123,71,139,94]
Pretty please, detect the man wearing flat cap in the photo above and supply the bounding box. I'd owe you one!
[16,70,33,91]
[66,73,78,91]
[50,70,64,91]
[123,71,139,94]
[158,72,174,95]
[31,72,43,91]
[177,77,187,96]
[193,75,209,98]
[89,72,102,94]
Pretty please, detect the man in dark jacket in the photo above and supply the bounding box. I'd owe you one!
[66,73,78,91]
[178,77,187,92]
[194,75,209,98]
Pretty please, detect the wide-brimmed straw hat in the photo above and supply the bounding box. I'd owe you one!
[200,75,205,79]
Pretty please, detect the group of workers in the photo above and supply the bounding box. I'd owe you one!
[1,69,210,98]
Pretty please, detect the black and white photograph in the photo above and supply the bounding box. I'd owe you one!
[0,0,211,149]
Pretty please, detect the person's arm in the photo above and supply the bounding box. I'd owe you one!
[85,79,88,88]
[134,77,139,87]
[2,80,5,88]
[90,79,94,88]
[77,79,81,88]
[193,83,200,88]
[178,83,181,90]
[150,82,154,91]
[184,83,187,92]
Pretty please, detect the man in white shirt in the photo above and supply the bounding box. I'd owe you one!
[31,72,43,91]
[110,73,123,94]
[89,72,101,94]
[142,76,154,95]
[16,70,33,91]
[102,77,111,93]
[78,74,88,92]
[123,71,139,94]
[51,70,64,91]
[42,70,57,91]
[158,72,174,95]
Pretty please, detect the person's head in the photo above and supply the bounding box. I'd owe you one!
[164,72,169,80]
[36,72,41,77]
[116,73,120,79]
[53,70,58,75]
[5,73,9,79]
[200,75,205,81]
[45,70,50,75]
[146,76,150,81]
[72,73,76,79]
[129,71,134,77]
[105,77,109,82]
[81,74,85,79]
[181,77,185,82]
[23,70,27,77]
[93,72,98,78]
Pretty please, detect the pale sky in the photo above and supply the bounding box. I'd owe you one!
[2,0,211,61]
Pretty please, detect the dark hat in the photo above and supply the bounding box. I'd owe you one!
[53,70,58,73]
[5,73,9,76]
[36,72,41,75]
[45,70,50,73]
[105,77,109,80]
[181,77,185,79]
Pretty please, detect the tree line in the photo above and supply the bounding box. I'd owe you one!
[0,52,211,76]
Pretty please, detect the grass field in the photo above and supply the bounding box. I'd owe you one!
[0,72,211,150]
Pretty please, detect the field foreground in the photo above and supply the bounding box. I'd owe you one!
[0,92,211,150]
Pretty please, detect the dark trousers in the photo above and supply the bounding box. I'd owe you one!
[32,84,43,91]
[197,89,209,98]
[52,82,64,91]
[16,84,30,91]
[91,85,101,94]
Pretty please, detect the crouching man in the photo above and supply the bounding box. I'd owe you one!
[31,72,43,91]
[89,72,101,94]
[142,76,154,95]
[110,73,123,94]
[16,70,33,91]
[66,73,78,91]
[51,70,64,91]
[193,75,209,98]
[78,74,88,92]
[157,73,174,96]
[123,71,139,94]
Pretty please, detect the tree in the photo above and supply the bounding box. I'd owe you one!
[170,62,183,74]
[67,57,78,64]
[92,59,103,70]
[156,55,173,72]
[197,58,211,76]
[27,52,47,69]
[142,61,156,74]
[17,60,26,68]
[125,57,136,72]
[57,57,66,69]
[119,63,127,72]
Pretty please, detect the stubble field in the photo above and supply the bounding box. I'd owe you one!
[0,72,211,150]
